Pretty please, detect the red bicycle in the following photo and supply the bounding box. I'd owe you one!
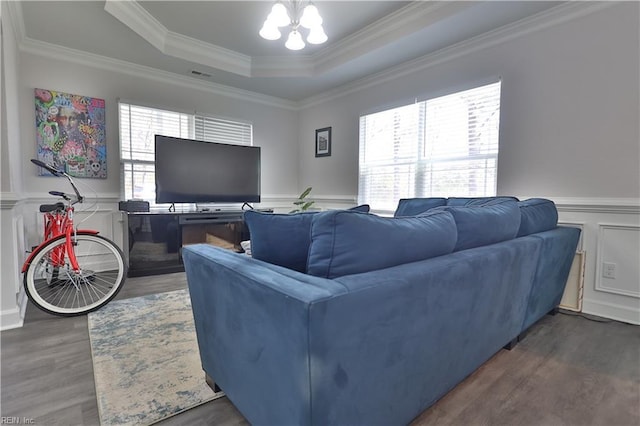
[22,159,126,316]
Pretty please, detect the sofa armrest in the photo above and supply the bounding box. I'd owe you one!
[521,226,581,331]
[182,244,347,425]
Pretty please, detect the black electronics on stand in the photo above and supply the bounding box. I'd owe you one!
[118,200,150,212]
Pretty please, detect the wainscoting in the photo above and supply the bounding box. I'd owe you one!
[2,195,638,329]
[555,198,640,325]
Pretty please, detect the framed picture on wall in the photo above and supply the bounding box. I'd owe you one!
[34,88,107,178]
[315,127,331,157]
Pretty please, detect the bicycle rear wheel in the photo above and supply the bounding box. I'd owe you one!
[24,233,127,316]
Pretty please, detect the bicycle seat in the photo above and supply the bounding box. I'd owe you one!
[39,202,65,213]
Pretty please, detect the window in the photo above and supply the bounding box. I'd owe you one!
[119,102,252,204]
[358,81,501,212]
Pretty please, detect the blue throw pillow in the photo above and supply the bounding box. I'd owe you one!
[434,200,521,251]
[394,198,447,217]
[244,205,370,272]
[307,210,457,279]
[517,198,558,237]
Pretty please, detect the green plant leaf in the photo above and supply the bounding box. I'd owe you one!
[293,200,305,205]
[299,187,312,199]
[301,201,315,211]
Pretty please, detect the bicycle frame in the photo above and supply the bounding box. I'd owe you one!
[21,209,98,273]
[21,162,98,273]
[43,209,67,268]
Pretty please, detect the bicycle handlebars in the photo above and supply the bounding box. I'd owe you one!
[31,159,84,204]
[31,159,64,176]
[49,190,71,201]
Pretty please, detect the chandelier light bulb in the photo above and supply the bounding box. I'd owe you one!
[300,4,322,29]
[270,2,291,27]
[285,29,305,50]
[259,21,282,40]
[261,1,326,50]
[307,25,327,44]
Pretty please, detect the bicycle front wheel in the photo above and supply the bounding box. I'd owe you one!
[24,233,127,316]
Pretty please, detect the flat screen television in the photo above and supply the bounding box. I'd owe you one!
[154,135,261,204]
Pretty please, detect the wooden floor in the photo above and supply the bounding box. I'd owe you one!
[2,272,638,426]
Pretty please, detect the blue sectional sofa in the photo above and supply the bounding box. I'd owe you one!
[183,197,580,425]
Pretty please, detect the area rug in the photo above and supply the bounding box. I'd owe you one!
[88,289,223,425]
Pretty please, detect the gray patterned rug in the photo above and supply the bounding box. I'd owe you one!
[88,289,223,425]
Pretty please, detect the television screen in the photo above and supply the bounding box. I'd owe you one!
[154,135,261,204]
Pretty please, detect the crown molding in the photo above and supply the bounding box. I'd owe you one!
[104,0,252,77]
[10,0,617,110]
[103,0,167,52]
[312,1,465,75]
[101,0,473,79]
[298,1,616,109]
[19,37,297,110]
[164,31,252,77]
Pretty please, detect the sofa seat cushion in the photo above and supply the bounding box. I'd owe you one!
[435,200,521,251]
[244,205,370,272]
[517,198,558,237]
[394,198,447,217]
[307,210,457,279]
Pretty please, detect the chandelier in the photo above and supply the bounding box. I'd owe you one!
[259,1,327,51]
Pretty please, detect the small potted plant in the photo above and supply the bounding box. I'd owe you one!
[290,187,315,213]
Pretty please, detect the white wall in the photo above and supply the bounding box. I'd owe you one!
[296,3,640,323]
[16,52,300,246]
[297,3,639,201]
[18,54,300,201]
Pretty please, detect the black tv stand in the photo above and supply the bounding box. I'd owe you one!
[124,208,270,277]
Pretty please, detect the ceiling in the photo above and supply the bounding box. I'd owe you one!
[15,1,563,102]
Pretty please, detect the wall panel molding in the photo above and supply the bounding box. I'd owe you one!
[595,224,640,299]
[0,192,22,209]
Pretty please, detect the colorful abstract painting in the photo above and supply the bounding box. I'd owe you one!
[35,88,107,178]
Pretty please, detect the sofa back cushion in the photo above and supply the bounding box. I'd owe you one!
[394,198,447,217]
[244,205,370,272]
[435,200,521,251]
[446,196,519,206]
[517,198,558,237]
[307,210,457,279]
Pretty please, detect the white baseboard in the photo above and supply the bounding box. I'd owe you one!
[0,290,28,331]
[1,308,24,331]
[582,298,640,325]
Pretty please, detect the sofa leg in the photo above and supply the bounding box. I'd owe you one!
[503,336,519,351]
[548,307,560,316]
[205,373,222,393]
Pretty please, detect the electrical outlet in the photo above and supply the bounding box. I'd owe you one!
[602,262,617,279]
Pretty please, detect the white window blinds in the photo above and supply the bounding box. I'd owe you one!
[119,102,252,203]
[195,116,252,146]
[358,81,501,212]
